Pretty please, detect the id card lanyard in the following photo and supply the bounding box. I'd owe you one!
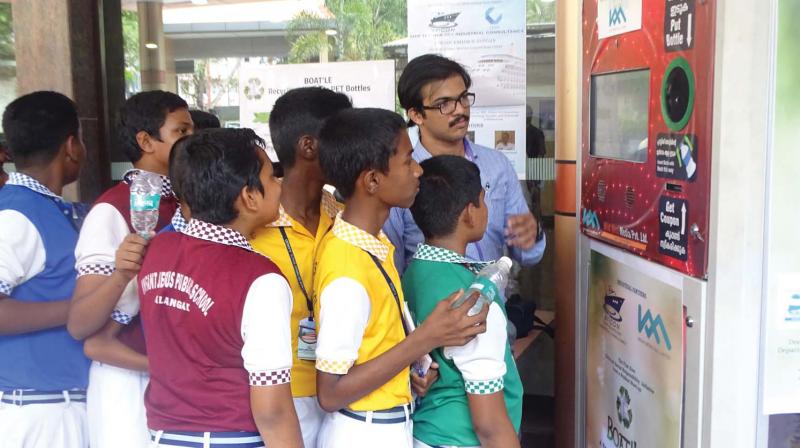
[279,227,313,319]
[367,253,410,337]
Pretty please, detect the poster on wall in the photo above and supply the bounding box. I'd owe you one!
[763,0,800,416]
[587,242,684,448]
[763,273,800,414]
[238,60,396,161]
[407,0,527,179]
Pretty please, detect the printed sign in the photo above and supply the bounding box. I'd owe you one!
[664,0,696,51]
[407,0,527,178]
[658,196,689,261]
[656,133,698,181]
[239,60,396,161]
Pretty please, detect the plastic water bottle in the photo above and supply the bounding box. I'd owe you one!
[451,256,513,316]
[130,172,162,239]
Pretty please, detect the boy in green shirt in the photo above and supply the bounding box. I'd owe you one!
[402,155,522,448]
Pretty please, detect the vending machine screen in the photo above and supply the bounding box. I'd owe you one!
[590,69,650,163]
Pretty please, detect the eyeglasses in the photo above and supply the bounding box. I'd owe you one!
[421,92,476,115]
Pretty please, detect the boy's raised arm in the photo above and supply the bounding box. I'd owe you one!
[68,231,149,340]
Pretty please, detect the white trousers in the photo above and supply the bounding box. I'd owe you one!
[316,408,413,448]
[0,397,88,448]
[87,361,150,448]
[294,396,326,448]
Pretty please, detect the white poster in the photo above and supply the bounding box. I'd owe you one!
[239,60,396,161]
[597,0,643,39]
[587,242,684,448]
[407,0,527,179]
[763,273,800,414]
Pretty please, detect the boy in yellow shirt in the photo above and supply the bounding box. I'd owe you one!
[249,87,351,447]
[313,108,489,447]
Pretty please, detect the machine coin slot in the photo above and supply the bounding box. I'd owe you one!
[666,182,683,193]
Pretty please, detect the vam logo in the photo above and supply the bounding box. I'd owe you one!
[637,304,672,351]
[609,6,627,26]
[582,208,601,230]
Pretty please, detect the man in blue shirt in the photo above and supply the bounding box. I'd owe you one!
[384,54,545,273]
[0,91,91,447]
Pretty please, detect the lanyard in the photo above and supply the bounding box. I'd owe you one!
[367,253,409,337]
[279,227,314,318]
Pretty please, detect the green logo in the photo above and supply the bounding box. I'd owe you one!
[616,385,633,429]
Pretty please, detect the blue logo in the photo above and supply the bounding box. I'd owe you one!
[582,208,601,230]
[637,304,672,351]
[485,7,503,25]
[603,291,624,322]
[609,6,627,26]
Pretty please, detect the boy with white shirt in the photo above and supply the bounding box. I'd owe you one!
[67,90,194,447]
[0,91,90,447]
[140,128,302,447]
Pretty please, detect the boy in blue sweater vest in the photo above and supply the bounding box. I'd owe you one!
[0,91,91,447]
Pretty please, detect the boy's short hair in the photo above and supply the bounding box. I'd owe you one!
[168,135,187,200]
[410,155,482,239]
[2,91,79,168]
[269,87,352,169]
[117,90,188,163]
[318,108,405,199]
[398,54,472,122]
[170,128,267,225]
[189,109,221,130]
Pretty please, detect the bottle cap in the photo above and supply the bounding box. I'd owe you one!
[497,256,512,272]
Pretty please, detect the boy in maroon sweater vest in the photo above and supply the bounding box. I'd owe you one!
[67,91,193,448]
[138,129,302,447]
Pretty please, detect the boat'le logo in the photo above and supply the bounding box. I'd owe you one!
[609,6,627,26]
[429,11,460,29]
[637,304,672,351]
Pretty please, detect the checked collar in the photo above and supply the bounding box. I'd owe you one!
[412,243,491,274]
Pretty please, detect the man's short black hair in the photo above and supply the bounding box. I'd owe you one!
[2,91,79,168]
[189,110,221,130]
[410,155,482,239]
[170,128,267,225]
[269,87,352,169]
[398,54,472,122]
[117,90,188,163]
[318,108,405,199]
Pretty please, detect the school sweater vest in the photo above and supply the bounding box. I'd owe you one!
[138,231,284,432]
[93,182,177,354]
[0,185,90,390]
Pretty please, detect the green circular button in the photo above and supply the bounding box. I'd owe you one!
[661,57,695,131]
